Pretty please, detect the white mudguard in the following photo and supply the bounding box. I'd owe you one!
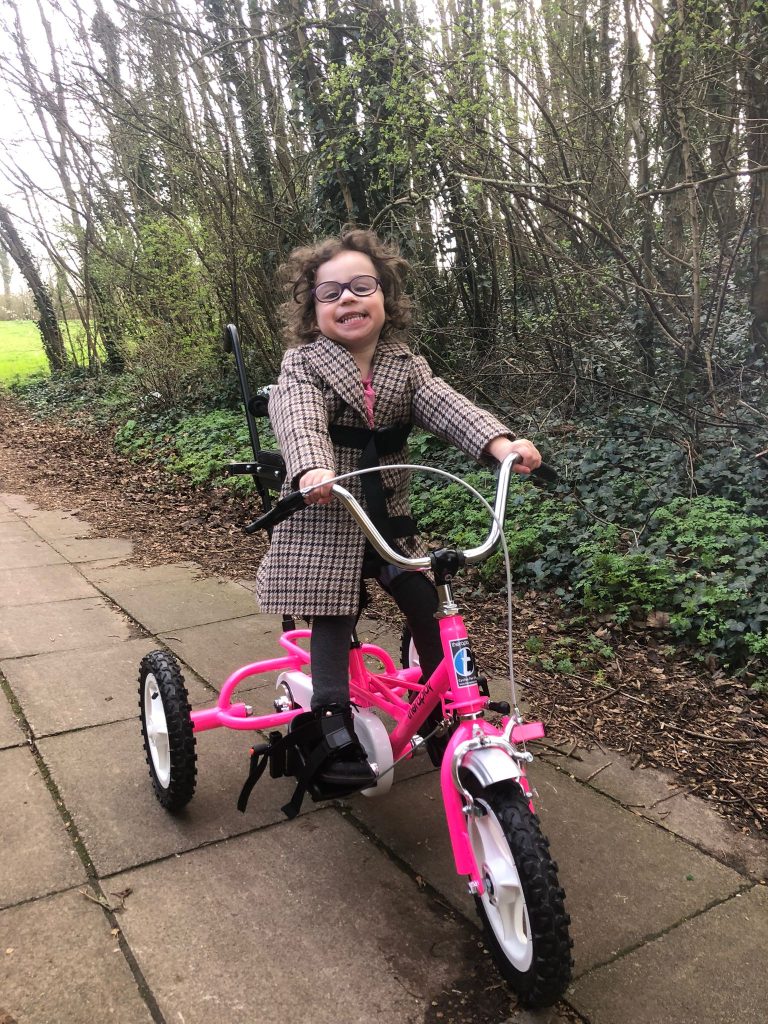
[276,671,393,796]
[459,746,524,791]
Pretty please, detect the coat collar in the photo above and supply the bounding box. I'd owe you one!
[302,334,412,424]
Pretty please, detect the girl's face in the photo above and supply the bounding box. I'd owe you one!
[313,250,386,353]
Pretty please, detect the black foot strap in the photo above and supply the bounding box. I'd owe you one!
[236,713,370,820]
[236,742,272,813]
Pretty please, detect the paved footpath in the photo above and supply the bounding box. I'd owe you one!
[0,489,766,1024]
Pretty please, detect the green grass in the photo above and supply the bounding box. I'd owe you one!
[0,320,49,382]
[0,320,91,383]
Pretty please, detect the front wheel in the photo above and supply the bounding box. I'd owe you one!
[139,651,197,812]
[468,780,572,1008]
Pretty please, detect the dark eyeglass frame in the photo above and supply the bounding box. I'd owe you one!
[311,275,382,303]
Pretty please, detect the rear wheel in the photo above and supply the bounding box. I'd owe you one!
[468,780,572,1008]
[139,651,197,812]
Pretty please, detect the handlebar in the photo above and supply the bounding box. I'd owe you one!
[245,454,558,571]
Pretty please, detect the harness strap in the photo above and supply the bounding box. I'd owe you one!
[237,722,311,814]
[328,423,415,543]
[236,742,271,813]
[237,713,368,821]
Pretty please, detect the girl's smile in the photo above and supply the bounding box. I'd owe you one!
[314,251,385,353]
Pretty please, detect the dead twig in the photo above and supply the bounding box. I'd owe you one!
[667,725,762,746]
[585,761,613,782]
[647,781,706,809]
[724,783,767,826]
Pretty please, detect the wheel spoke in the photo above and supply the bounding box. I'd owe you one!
[153,731,169,757]
[147,720,168,742]
[495,886,529,944]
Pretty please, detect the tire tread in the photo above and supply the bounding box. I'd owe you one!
[139,651,197,812]
[475,781,572,1008]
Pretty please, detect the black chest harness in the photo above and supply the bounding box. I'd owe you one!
[327,421,416,548]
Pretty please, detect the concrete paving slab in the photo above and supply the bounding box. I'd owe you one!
[1,638,212,737]
[347,759,747,974]
[0,596,133,658]
[79,560,202,587]
[504,1011,573,1024]
[95,572,257,633]
[0,539,67,570]
[73,556,132,573]
[46,535,134,563]
[0,519,39,543]
[0,562,96,607]
[541,742,768,881]
[0,493,40,516]
[0,746,86,908]
[24,508,93,540]
[0,887,154,1024]
[107,810,507,1024]
[532,762,747,971]
[0,692,24,749]
[570,883,768,1024]
[159,613,287,689]
[38,717,315,876]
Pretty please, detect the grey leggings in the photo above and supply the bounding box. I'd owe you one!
[310,570,442,709]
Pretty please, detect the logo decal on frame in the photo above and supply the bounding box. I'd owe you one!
[449,638,478,688]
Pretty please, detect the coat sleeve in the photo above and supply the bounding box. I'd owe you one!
[268,348,336,488]
[410,355,515,461]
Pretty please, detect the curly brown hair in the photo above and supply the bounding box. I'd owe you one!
[278,227,413,346]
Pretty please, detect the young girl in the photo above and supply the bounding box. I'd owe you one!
[255,228,541,791]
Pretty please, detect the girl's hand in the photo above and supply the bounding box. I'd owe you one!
[485,436,542,474]
[299,468,336,505]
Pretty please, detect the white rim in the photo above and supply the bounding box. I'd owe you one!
[143,673,171,788]
[469,800,533,971]
[408,638,420,668]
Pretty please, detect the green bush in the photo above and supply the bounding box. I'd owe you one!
[407,423,768,672]
[114,409,277,495]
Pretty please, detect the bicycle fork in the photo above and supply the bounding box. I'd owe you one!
[440,716,545,895]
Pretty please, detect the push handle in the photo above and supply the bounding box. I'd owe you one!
[530,462,559,485]
[244,490,306,534]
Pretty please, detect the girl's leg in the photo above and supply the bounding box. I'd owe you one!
[307,614,375,786]
[379,569,448,766]
[310,614,356,710]
[379,570,442,680]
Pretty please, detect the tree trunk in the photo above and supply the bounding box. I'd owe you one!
[0,205,67,371]
[744,5,768,355]
[0,246,11,304]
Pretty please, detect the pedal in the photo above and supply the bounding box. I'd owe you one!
[478,675,490,698]
[487,700,511,715]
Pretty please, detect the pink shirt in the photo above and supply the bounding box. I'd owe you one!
[361,375,375,428]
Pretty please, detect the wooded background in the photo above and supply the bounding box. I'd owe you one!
[1,0,766,420]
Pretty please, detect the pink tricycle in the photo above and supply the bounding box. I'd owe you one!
[138,454,572,1009]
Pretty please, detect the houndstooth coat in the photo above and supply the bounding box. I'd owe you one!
[254,334,515,616]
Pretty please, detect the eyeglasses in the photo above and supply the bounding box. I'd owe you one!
[311,275,381,303]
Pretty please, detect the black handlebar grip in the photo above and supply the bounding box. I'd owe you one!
[531,462,559,485]
[244,490,306,534]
